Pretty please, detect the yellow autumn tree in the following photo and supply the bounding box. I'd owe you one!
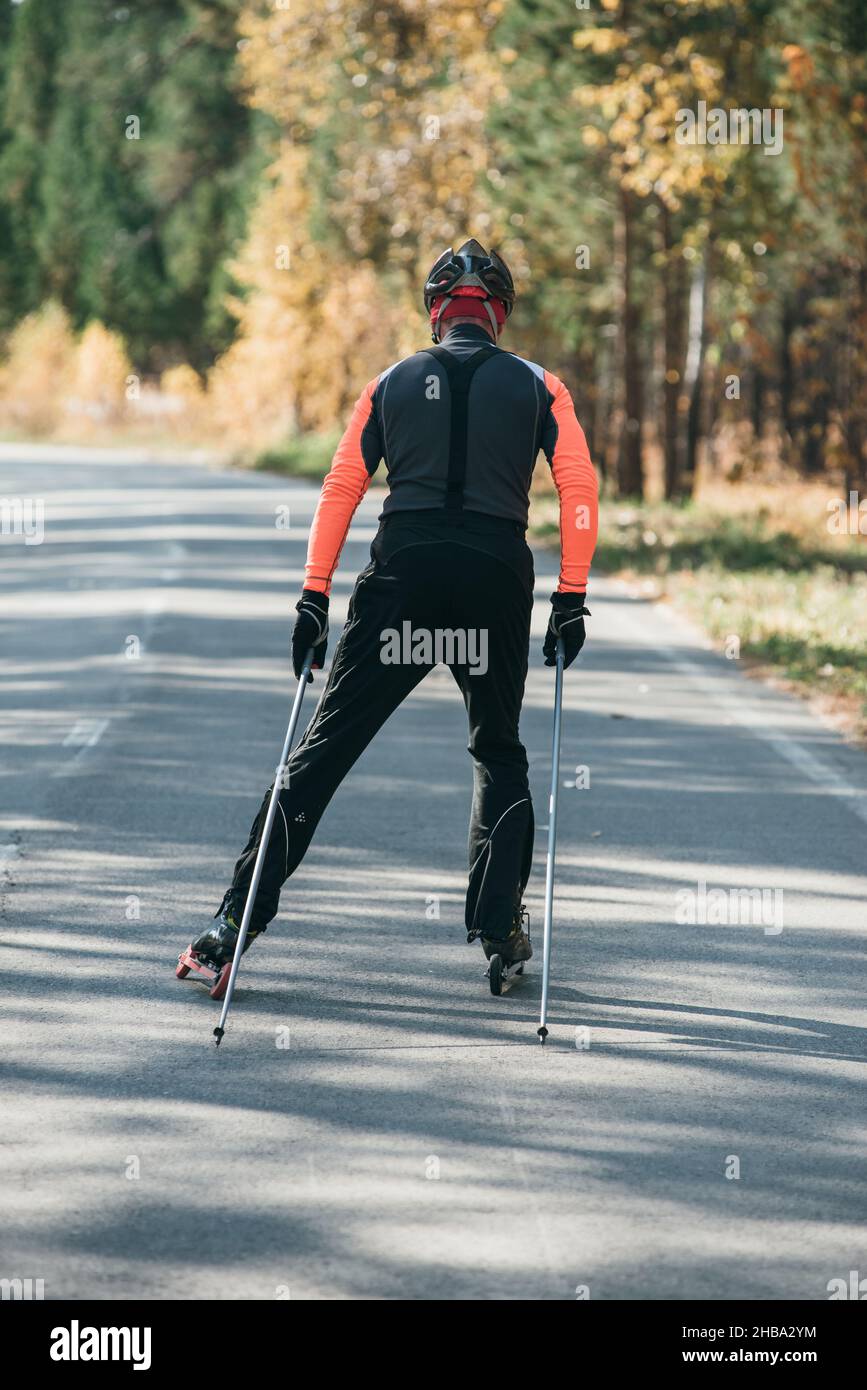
[160,364,206,434]
[209,0,507,445]
[0,301,77,435]
[71,322,132,426]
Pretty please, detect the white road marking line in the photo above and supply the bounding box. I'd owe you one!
[662,647,867,827]
[602,582,867,830]
[54,718,111,778]
[159,538,185,584]
[62,718,109,748]
[0,842,20,872]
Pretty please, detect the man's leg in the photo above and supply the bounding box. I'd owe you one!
[448,547,535,941]
[216,549,439,933]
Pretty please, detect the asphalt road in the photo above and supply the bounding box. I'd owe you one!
[2,444,866,1301]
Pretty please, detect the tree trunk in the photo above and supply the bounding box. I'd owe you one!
[659,200,685,499]
[681,247,708,494]
[843,260,867,491]
[617,187,644,496]
[593,329,616,489]
[780,294,796,465]
[751,367,764,443]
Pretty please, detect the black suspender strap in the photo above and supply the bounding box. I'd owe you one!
[424,343,499,514]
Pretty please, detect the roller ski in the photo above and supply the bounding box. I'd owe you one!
[479,906,532,997]
[176,910,261,1002]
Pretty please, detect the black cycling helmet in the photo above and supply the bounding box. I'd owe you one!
[424,238,516,341]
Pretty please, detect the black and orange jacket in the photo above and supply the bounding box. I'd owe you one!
[304,322,599,596]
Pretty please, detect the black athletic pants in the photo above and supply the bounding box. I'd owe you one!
[217,516,536,942]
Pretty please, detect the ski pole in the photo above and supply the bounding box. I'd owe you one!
[213,648,314,1046]
[537,636,565,1045]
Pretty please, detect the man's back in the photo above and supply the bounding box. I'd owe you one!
[374,324,549,522]
[305,320,597,596]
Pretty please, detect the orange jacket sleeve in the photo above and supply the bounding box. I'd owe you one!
[541,371,599,593]
[304,378,382,595]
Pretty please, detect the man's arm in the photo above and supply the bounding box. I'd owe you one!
[541,371,599,594]
[304,377,382,595]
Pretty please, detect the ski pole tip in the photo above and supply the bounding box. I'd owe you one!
[537,1025,548,1045]
[213,1026,224,1047]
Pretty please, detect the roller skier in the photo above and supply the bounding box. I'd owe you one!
[179,239,598,1001]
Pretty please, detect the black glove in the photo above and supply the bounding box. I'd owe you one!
[292,589,329,680]
[543,591,590,669]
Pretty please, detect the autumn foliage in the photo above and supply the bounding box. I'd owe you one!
[0,0,865,492]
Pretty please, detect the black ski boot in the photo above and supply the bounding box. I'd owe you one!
[192,911,261,967]
[176,910,261,1001]
[477,905,532,996]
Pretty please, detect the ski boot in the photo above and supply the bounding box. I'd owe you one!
[477,905,532,997]
[176,910,261,1001]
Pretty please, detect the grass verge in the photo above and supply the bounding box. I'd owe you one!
[533,484,867,742]
[254,431,340,480]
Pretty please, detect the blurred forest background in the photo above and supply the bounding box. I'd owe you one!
[1,0,865,729]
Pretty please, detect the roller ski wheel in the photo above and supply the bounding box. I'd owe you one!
[486,954,525,996]
[209,961,232,1001]
[175,958,191,979]
[480,906,531,997]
